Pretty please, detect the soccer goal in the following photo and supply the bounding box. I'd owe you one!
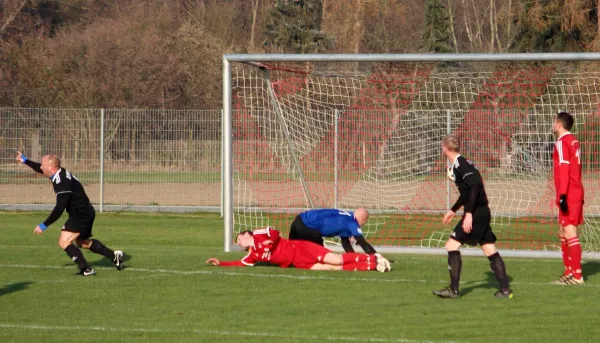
[222,53,600,259]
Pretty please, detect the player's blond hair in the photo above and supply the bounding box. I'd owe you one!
[442,135,460,152]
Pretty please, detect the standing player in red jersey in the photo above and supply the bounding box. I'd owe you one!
[206,227,391,272]
[552,112,585,285]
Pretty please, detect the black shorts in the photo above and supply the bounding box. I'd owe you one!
[288,215,324,246]
[62,212,95,240]
[450,206,497,247]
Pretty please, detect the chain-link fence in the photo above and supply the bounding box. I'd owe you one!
[0,108,222,212]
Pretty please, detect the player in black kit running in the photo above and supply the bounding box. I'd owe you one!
[16,151,124,276]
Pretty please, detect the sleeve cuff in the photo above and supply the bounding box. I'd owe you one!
[22,155,28,162]
[39,223,47,231]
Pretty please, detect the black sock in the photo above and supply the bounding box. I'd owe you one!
[64,245,91,270]
[448,250,462,293]
[89,239,115,260]
[488,252,510,292]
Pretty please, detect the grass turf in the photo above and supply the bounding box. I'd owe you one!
[1,211,600,343]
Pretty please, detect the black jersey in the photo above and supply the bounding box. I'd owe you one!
[450,155,489,213]
[25,160,94,227]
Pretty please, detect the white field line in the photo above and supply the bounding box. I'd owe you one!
[0,323,460,343]
[30,274,167,284]
[1,263,599,288]
[0,244,569,263]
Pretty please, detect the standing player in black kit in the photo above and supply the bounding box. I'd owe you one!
[432,135,512,299]
[16,151,124,276]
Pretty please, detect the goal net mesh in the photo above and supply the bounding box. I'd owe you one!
[230,60,600,257]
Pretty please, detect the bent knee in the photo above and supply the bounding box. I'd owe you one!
[77,239,92,249]
[481,243,497,257]
[58,240,71,250]
[445,239,461,252]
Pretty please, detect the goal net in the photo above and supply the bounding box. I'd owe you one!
[224,55,600,258]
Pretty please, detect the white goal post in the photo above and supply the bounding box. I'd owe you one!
[222,53,600,259]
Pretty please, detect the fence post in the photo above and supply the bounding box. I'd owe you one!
[99,108,104,213]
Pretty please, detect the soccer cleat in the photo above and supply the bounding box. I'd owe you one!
[550,274,573,285]
[562,276,584,285]
[75,268,96,276]
[375,256,391,272]
[113,250,125,270]
[494,289,514,298]
[433,287,460,299]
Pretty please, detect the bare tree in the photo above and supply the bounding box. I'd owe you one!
[447,0,459,52]
[0,0,27,35]
[249,0,260,50]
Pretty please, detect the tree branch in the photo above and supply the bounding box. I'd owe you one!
[0,0,27,35]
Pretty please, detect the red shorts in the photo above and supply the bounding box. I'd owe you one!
[558,202,583,226]
[291,240,332,269]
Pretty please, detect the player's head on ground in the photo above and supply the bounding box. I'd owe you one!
[236,230,254,249]
[441,134,460,158]
[40,154,61,178]
[553,112,574,135]
[354,207,369,226]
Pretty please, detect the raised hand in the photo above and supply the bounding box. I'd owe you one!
[16,151,27,163]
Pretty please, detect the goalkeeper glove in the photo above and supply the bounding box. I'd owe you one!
[559,194,568,213]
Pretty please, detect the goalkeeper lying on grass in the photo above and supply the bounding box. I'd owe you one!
[207,227,391,272]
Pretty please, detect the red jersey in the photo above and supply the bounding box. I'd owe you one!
[553,132,584,202]
[220,227,295,267]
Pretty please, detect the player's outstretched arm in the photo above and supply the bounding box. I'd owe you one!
[353,235,376,254]
[16,151,43,174]
[206,258,246,267]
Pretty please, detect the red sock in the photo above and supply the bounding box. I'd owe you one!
[566,237,583,279]
[342,261,375,271]
[342,253,373,264]
[560,237,572,276]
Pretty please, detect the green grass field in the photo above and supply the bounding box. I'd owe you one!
[1,212,600,343]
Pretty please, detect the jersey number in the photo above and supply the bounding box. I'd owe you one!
[338,210,352,217]
[576,148,581,165]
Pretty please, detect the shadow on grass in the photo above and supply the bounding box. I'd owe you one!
[582,261,600,280]
[0,281,33,296]
[460,271,514,297]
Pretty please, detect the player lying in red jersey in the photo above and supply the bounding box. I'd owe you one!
[206,227,391,272]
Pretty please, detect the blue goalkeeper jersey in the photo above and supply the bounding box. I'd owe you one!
[299,209,362,238]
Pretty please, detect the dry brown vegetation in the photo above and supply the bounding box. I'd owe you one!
[1,0,600,108]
